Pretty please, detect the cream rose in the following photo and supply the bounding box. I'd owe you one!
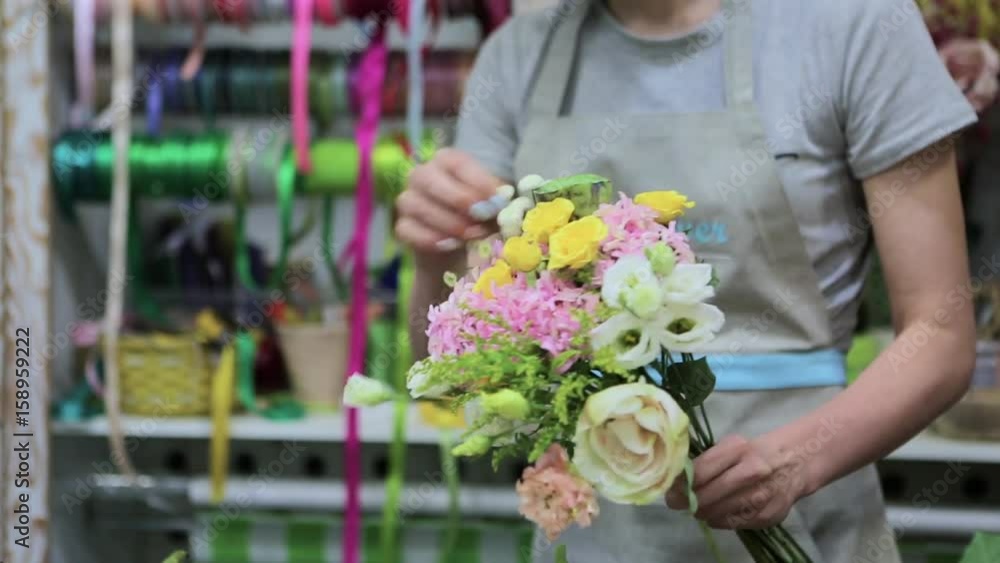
[572,383,690,505]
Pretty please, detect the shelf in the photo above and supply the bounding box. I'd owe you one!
[56,408,1000,463]
[887,504,1000,536]
[188,478,519,516]
[53,403,448,444]
[887,433,1000,465]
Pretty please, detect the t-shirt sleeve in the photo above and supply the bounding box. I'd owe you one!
[452,25,520,181]
[835,0,977,179]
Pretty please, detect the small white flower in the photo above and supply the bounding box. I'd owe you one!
[592,303,726,367]
[602,255,662,318]
[406,359,450,398]
[497,196,535,239]
[516,174,546,197]
[591,312,662,370]
[654,302,725,352]
[662,263,715,305]
[342,375,395,407]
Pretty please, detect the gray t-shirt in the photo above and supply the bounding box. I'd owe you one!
[454,0,976,349]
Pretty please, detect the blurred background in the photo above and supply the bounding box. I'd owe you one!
[2,0,1000,562]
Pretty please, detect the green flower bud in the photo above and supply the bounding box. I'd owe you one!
[481,389,531,420]
[645,243,676,277]
[451,434,492,457]
[623,283,663,319]
[342,375,396,407]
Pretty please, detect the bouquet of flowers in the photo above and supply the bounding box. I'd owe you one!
[348,173,813,562]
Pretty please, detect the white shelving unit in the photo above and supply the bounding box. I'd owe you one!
[54,407,1000,464]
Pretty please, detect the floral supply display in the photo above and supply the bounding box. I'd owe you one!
[347,173,815,562]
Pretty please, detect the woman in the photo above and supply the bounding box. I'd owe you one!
[395,0,977,561]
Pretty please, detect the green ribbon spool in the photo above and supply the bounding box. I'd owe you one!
[52,131,435,205]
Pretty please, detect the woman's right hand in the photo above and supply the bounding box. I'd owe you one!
[395,148,509,267]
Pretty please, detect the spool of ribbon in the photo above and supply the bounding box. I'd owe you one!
[97,50,472,119]
[51,131,431,204]
[78,0,510,28]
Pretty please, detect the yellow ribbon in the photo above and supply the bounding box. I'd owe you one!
[210,344,237,503]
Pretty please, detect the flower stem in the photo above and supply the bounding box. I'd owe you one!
[555,544,569,563]
[698,520,728,563]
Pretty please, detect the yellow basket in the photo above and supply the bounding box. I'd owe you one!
[118,334,215,416]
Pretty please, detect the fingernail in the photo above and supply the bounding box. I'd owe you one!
[469,200,498,221]
[488,193,511,210]
[464,225,489,239]
[496,184,516,200]
[435,238,461,252]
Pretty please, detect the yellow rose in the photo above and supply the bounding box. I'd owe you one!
[522,198,575,243]
[473,259,513,298]
[548,216,608,270]
[502,236,543,272]
[635,191,696,223]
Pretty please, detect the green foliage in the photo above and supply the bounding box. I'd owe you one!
[665,357,716,408]
[960,532,1000,563]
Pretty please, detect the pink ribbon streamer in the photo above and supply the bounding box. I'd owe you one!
[72,0,96,127]
[343,25,388,563]
[291,0,314,171]
[179,0,206,80]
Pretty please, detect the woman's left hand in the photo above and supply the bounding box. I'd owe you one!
[665,434,808,529]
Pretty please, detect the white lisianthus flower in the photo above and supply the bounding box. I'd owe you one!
[656,302,725,352]
[572,383,690,505]
[406,359,450,399]
[602,254,663,318]
[342,375,395,407]
[591,313,662,369]
[661,263,715,305]
[592,302,725,367]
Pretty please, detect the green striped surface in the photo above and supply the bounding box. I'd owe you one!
[190,512,535,563]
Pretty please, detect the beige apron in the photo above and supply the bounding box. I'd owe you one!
[512,1,901,561]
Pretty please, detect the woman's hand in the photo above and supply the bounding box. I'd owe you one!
[395,148,507,262]
[939,38,1000,112]
[397,149,509,359]
[665,434,808,529]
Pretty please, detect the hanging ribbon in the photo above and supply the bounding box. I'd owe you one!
[209,344,237,503]
[291,0,314,171]
[72,0,97,127]
[104,0,138,481]
[180,0,208,80]
[342,20,388,563]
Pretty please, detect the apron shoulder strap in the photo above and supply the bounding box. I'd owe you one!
[724,0,754,108]
[524,0,592,117]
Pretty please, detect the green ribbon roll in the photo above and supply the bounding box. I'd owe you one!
[52,131,435,205]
